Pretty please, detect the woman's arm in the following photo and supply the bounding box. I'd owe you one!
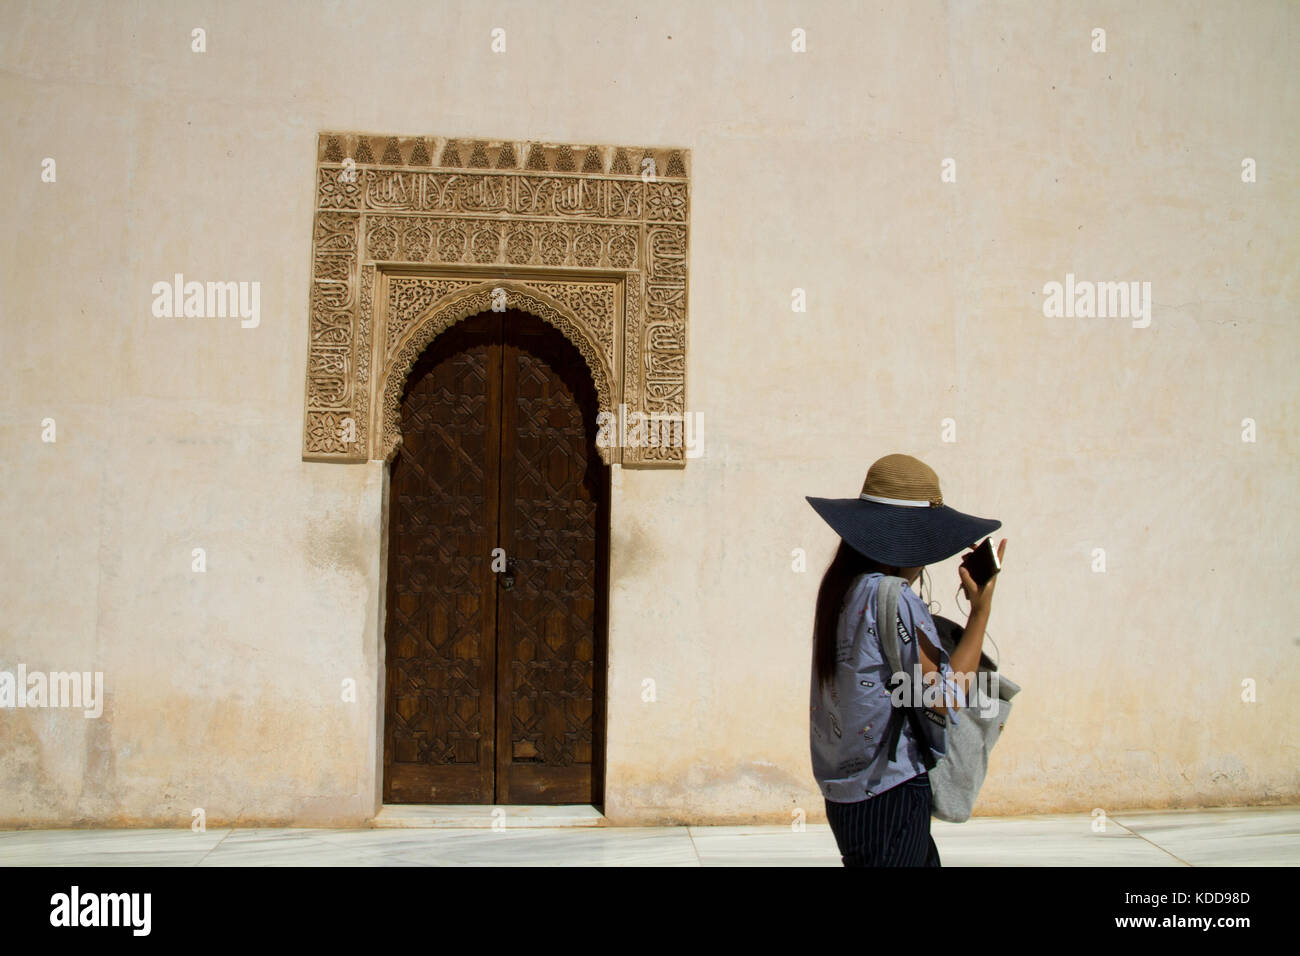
[943,604,989,707]
[916,630,966,718]
[917,538,1006,715]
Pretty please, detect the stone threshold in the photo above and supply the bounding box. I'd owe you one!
[372,804,606,828]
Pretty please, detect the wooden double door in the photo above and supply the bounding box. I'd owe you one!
[383,309,609,805]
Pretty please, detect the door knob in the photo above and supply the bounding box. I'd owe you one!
[500,557,517,590]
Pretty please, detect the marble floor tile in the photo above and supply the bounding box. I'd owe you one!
[1108,806,1300,867]
[195,828,418,867]
[0,827,230,867]
[687,825,842,866]
[358,826,700,867]
[196,825,700,867]
[929,814,1186,867]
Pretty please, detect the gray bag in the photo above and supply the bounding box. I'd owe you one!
[876,575,1019,823]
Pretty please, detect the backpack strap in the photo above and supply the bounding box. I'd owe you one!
[876,575,905,678]
[876,575,938,771]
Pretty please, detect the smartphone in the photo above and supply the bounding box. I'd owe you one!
[961,537,1001,588]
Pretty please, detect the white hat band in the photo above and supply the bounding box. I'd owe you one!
[859,492,933,508]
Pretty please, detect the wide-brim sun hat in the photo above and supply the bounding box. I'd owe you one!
[806,453,1000,567]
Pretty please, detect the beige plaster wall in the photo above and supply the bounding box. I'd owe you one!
[1,0,1296,827]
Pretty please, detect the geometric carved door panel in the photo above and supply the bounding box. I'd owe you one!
[383,309,608,805]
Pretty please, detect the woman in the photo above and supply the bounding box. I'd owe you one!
[806,453,1006,867]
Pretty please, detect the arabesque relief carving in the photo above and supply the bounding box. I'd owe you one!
[301,132,691,466]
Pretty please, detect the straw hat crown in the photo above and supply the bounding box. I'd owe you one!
[862,454,944,507]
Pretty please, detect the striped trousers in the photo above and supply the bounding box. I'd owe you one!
[824,772,941,867]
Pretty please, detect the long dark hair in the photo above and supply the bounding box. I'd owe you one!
[813,541,902,689]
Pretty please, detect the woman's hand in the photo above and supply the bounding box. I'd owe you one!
[958,538,1006,618]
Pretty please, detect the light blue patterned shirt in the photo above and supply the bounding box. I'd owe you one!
[810,572,964,802]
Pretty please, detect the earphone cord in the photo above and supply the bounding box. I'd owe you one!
[916,567,998,668]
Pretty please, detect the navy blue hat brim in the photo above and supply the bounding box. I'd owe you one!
[805,495,1000,567]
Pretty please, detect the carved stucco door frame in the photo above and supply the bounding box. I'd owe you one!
[300,132,691,468]
[299,133,691,811]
